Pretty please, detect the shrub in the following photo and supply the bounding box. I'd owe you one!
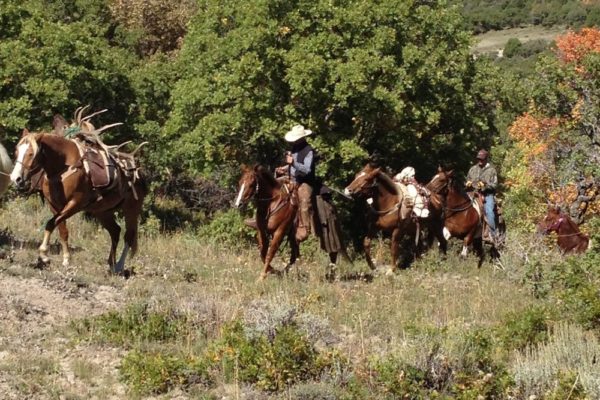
[120,350,210,395]
[548,249,600,329]
[511,322,600,398]
[71,303,188,346]
[197,209,255,247]
[497,306,550,352]
[206,320,337,392]
[504,38,523,58]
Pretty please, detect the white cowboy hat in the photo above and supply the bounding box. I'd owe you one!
[284,124,313,142]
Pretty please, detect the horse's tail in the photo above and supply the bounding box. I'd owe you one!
[0,143,13,196]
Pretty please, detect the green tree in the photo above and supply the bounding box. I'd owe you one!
[165,0,498,185]
[0,0,137,145]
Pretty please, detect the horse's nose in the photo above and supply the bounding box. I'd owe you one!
[344,187,352,196]
[13,176,24,189]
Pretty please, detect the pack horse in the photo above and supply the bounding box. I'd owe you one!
[10,108,147,273]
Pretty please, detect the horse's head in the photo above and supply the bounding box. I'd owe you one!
[10,129,42,190]
[537,205,564,234]
[234,164,258,208]
[344,163,380,198]
[426,167,454,195]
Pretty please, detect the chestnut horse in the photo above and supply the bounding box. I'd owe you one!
[234,165,299,280]
[10,131,147,273]
[537,206,591,254]
[425,168,485,265]
[0,142,13,196]
[344,163,418,272]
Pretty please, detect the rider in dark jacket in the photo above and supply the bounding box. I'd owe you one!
[276,125,316,241]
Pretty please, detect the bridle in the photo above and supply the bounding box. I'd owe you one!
[543,216,588,238]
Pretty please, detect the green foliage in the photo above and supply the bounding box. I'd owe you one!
[453,0,600,33]
[503,38,523,58]
[120,350,210,395]
[72,303,188,346]
[546,371,588,400]
[0,0,137,145]
[197,209,255,247]
[370,357,427,398]
[207,320,335,392]
[166,0,496,185]
[549,249,600,330]
[497,306,550,352]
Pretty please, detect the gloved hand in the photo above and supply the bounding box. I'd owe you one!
[477,181,485,190]
[465,180,473,188]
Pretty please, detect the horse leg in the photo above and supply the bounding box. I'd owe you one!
[39,200,82,264]
[95,213,121,272]
[363,233,376,270]
[57,222,71,267]
[389,228,401,274]
[473,237,484,268]
[259,225,288,281]
[114,199,143,274]
[257,228,268,263]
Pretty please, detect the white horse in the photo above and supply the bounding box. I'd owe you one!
[0,142,13,196]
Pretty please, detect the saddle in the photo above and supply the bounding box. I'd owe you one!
[469,191,503,243]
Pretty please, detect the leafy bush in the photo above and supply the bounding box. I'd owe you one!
[120,350,210,395]
[197,209,255,247]
[206,320,337,392]
[548,249,600,329]
[497,306,550,352]
[504,38,523,58]
[72,303,188,346]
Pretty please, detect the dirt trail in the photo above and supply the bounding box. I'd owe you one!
[0,270,125,399]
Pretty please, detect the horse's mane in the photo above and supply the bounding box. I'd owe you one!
[255,165,279,188]
[375,170,400,195]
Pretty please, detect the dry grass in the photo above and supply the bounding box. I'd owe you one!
[0,196,558,398]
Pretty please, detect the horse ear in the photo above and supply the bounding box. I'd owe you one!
[447,169,455,177]
[253,164,261,173]
[437,165,443,172]
[52,114,68,135]
[21,128,30,137]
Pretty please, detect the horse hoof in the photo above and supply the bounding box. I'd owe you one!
[35,257,49,269]
[62,259,70,268]
[385,268,396,276]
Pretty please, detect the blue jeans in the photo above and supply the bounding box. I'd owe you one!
[484,193,496,236]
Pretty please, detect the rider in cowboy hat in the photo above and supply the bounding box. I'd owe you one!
[276,124,316,242]
[466,149,498,241]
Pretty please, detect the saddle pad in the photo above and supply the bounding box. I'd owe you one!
[85,147,118,189]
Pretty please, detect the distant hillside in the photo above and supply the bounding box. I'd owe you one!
[472,25,567,56]
[451,0,600,33]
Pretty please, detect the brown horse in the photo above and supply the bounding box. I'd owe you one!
[10,130,147,273]
[234,165,300,280]
[344,163,418,272]
[537,205,591,254]
[425,168,485,265]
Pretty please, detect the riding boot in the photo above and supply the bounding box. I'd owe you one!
[296,206,311,242]
[296,183,313,242]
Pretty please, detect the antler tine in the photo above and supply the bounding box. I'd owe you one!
[95,122,124,134]
[131,142,148,156]
[73,106,83,122]
[76,104,91,124]
[108,140,132,151]
[81,108,108,122]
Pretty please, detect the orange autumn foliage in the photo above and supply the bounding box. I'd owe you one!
[508,111,559,157]
[555,27,600,65]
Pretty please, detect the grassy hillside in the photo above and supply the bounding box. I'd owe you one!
[0,196,598,398]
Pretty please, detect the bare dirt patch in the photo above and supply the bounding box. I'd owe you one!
[473,25,568,55]
[0,269,126,399]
